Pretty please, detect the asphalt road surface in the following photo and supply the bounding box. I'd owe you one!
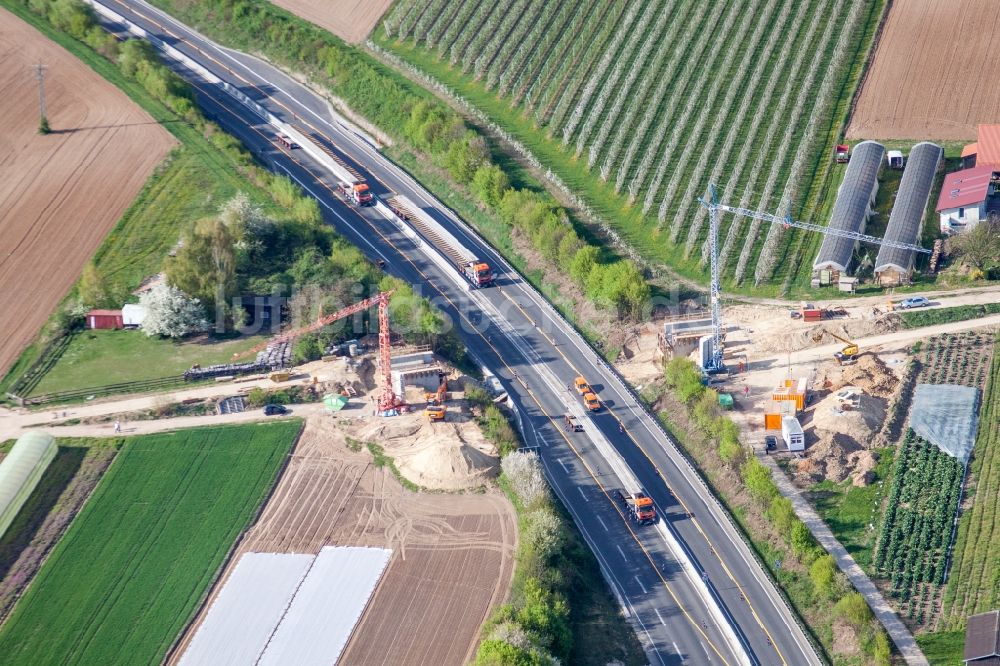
[89,2,822,663]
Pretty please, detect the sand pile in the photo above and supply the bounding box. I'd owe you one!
[797,390,886,484]
[355,411,498,491]
[814,353,899,398]
[754,318,898,354]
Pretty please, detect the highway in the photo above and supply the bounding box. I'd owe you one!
[89,1,823,663]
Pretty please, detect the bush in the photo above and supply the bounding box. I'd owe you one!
[663,358,704,403]
[834,592,873,628]
[291,334,321,364]
[809,555,837,599]
[501,450,548,508]
[789,520,819,563]
[740,457,778,504]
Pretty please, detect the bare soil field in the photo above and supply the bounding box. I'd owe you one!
[269,0,392,43]
[0,10,175,376]
[170,415,516,666]
[848,0,1000,140]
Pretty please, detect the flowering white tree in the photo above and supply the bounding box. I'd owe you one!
[140,283,207,338]
[501,450,548,507]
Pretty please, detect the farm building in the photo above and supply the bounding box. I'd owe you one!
[936,165,996,234]
[964,609,1000,665]
[963,124,1000,169]
[887,150,904,169]
[813,140,885,281]
[86,309,123,330]
[0,431,57,538]
[874,142,942,286]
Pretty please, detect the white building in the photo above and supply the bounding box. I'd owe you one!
[936,165,994,234]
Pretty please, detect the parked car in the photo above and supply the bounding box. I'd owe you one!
[263,404,289,416]
[764,435,778,451]
[899,296,930,309]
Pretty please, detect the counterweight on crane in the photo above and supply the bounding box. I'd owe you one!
[696,183,931,372]
[238,290,401,412]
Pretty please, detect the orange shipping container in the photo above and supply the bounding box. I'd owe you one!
[764,413,783,430]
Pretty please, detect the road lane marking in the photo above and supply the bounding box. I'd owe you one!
[654,608,666,626]
[701,641,713,662]
[559,459,571,474]
[578,487,589,502]
[596,516,609,532]
[672,641,683,662]
[616,544,628,562]
[635,575,647,594]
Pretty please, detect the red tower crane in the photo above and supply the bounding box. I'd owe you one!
[237,290,401,412]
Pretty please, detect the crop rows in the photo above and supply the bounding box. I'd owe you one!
[940,335,1000,627]
[0,423,300,665]
[380,0,877,285]
[873,430,964,622]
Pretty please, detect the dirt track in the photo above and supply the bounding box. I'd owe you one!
[170,415,516,666]
[0,10,175,377]
[269,0,392,43]
[848,0,1000,140]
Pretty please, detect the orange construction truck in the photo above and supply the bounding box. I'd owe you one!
[339,180,373,206]
[615,489,657,525]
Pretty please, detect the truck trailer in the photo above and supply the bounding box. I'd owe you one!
[615,489,657,525]
[389,195,495,288]
[339,181,373,206]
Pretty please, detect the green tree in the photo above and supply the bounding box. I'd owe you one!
[834,592,873,627]
[740,458,777,504]
[809,555,837,599]
[167,217,236,312]
[556,231,582,267]
[78,261,108,308]
[475,640,546,666]
[663,358,704,403]
[445,132,489,184]
[472,164,511,210]
[569,246,599,285]
[292,334,322,364]
[951,217,1000,271]
[789,520,818,563]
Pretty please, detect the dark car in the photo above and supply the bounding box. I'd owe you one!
[263,404,289,416]
[764,435,778,451]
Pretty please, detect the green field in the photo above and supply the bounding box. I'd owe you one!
[27,329,268,397]
[941,336,1000,627]
[807,448,893,573]
[0,422,300,665]
[376,0,884,290]
[900,303,1000,329]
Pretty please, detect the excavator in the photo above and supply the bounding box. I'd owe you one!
[813,330,860,365]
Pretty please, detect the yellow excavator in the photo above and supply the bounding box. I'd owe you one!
[813,330,860,365]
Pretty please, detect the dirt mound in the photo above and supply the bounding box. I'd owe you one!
[355,412,498,491]
[616,322,664,384]
[798,390,886,483]
[754,318,898,354]
[815,353,900,399]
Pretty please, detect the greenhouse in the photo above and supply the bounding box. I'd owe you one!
[874,142,943,285]
[813,140,885,275]
[0,431,57,538]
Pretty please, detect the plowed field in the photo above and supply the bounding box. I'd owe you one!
[170,416,516,666]
[269,0,391,43]
[0,10,175,376]
[848,0,1000,140]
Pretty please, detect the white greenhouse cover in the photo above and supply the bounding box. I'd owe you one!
[0,431,56,539]
[178,547,391,666]
[910,384,980,463]
[178,552,314,666]
[260,546,392,665]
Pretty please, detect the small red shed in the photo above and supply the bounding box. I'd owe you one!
[86,309,123,330]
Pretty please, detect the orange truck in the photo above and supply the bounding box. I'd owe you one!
[615,489,657,525]
[339,180,373,206]
[462,260,493,288]
[583,392,601,411]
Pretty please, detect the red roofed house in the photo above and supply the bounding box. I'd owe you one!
[86,309,123,330]
[937,165,996,234]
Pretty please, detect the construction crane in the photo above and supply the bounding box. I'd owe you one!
[696,183,932,372]
[238,290,402,412]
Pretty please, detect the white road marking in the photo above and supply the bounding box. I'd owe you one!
[616,544,628,562]
[559,459,570,474]
[672,640,683,662]
[634,575,647,594]
[700,641,713,662]
[578,487,589,502]
[596,516,609,532]
[654,608,666,625]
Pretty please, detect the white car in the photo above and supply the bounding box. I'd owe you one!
[899,296,929,309]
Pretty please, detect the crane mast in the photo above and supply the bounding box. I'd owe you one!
[696,182,932,372]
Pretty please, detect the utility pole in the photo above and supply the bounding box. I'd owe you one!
[34,62,49,134]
